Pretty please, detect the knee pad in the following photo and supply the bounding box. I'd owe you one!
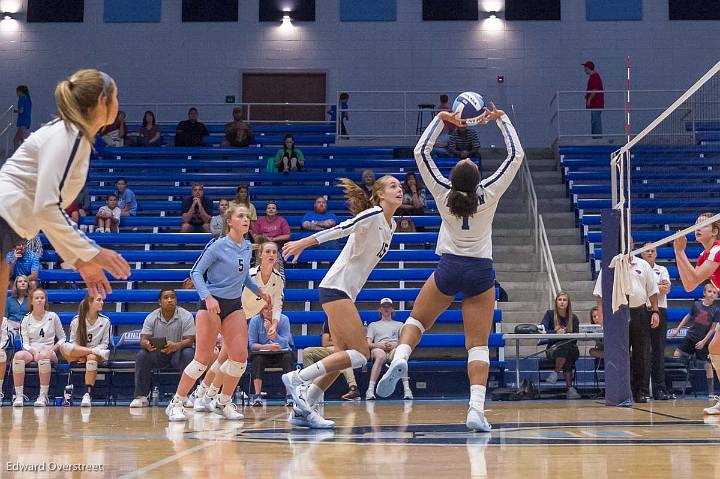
[711,354,720,373]
[468,346,489,365]
[60,342,75,355]
[37,359,51,374]
[0,350,6,362]
[12,357,25,373]
[347,349,368,369]
[183,360,207,380]
[219,359,247,378]
[86,360,98,372]
[402,317,426,335]
[209,360,222,373]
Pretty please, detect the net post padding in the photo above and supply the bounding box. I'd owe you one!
[601,209,633,407]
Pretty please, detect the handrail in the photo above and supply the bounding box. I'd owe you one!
[510,104,539,266]
[1,104,14,161]
[539,215,563,306]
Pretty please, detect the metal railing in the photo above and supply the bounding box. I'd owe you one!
[511,104,562,308]
[0,104,14,161]
[550,89,686,143]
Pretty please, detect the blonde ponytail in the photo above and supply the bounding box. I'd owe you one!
[54,69,116,142]
[338,175,397,216]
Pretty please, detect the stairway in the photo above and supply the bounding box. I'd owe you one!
[483,148,595,357]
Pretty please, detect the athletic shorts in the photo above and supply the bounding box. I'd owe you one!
[434,254,495,298]
[198,296,243,321]
[318,287,350,305]
[0,216,23,258]
[678,336,710,361]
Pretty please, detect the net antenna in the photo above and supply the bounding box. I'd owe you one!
[609,60,720,313]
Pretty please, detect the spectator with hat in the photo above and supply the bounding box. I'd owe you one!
[583,60,605,137]
[366,298,413,400]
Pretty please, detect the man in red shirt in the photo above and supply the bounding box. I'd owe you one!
[251,201,291,245]
[583,61,604,138]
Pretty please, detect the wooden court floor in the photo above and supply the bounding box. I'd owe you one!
[1,399,720,478]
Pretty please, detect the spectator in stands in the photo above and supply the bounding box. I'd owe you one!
[301,196,338,232]
[174,107,209,147]
[437,94,451,111]
[361,169,375,198]
[60,294,112,407]
[12,288,65,407]
[99,110,127,147]
[594,253,659,403]
[115,178,138,217]
[210,198,230,238]
[4,275,30,328]
[583,60,604,137]
[181,183,213,233]
[13,85,31,150]
[66,186,91,229]
[302,320,360,401]
[670,282,720,397]
[6,241,39,289]
[274,134,305,173]
[229,185,258,223]
[399,171,426,216]
[641,244,672,400]
[223,107,253,147]
[129,289,196,408]
[137,110,162,147]
[449,125,482,169]
[366,298,413,400]
[248,304,294,406]
[95,194,121,233]
[540,292,581,399]
[251,202,290,245]
[589,306,604,359]
[339,92,350,136]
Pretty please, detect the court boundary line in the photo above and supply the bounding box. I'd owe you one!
[630,407,693,422]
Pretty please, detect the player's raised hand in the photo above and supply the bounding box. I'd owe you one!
[477,103,505,124]
[438,110,466,127]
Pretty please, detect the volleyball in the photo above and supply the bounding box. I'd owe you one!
[452,91,485,125]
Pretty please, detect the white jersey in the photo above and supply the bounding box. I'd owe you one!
[651,263,670,309]
[0,119,99,265]
[20,311,66,351]
[1,317,10,350]
[415,113,524,259]
[242,266,285,321]
[314,206,396,301]
[69,313,111,349]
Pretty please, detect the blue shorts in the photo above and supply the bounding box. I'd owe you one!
[318,287,350,305]
[434,254,495,298]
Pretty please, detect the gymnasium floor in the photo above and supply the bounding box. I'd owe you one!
[1,399,719,478]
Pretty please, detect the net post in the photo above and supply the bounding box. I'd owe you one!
[601,208,633,407]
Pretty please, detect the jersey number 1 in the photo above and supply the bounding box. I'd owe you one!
[462,216,470,230]
[376,242,389,258]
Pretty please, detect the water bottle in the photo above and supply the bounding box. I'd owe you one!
[63,384,74,406]
[151,387,160,407]
[233,386,241,404]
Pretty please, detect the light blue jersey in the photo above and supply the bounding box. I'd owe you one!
[191,235,260,300]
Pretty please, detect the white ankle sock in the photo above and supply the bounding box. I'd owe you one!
[173,394,187,404]
[470,385,486,411]
[195,383,207,396]
[15,386,23,398]
[206,385,219,398]
[298,362,327,382]
[393,344,412,363]
[39,385,49,397]
[306,383,324,405]
[368,381,376,391]
[217,393,231,405]
[402,378,410,390]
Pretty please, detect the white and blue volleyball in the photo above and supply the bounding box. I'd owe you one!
[452,92,485,125]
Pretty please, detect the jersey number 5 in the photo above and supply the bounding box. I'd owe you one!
[376,242,389,258]
[238,259,244,272]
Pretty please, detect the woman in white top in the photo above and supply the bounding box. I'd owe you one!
[60,294,112,407]
[13,288,66,407]
[281,176,403,428]
[0,316,10,404]
[191,240,286,412]
[377,105,524,433]
[0,69,131,323]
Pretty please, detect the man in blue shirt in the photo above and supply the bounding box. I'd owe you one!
[248,305,294,406]
[6,241,40,289]
[301,197,339,249]
[115,177,138,216]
